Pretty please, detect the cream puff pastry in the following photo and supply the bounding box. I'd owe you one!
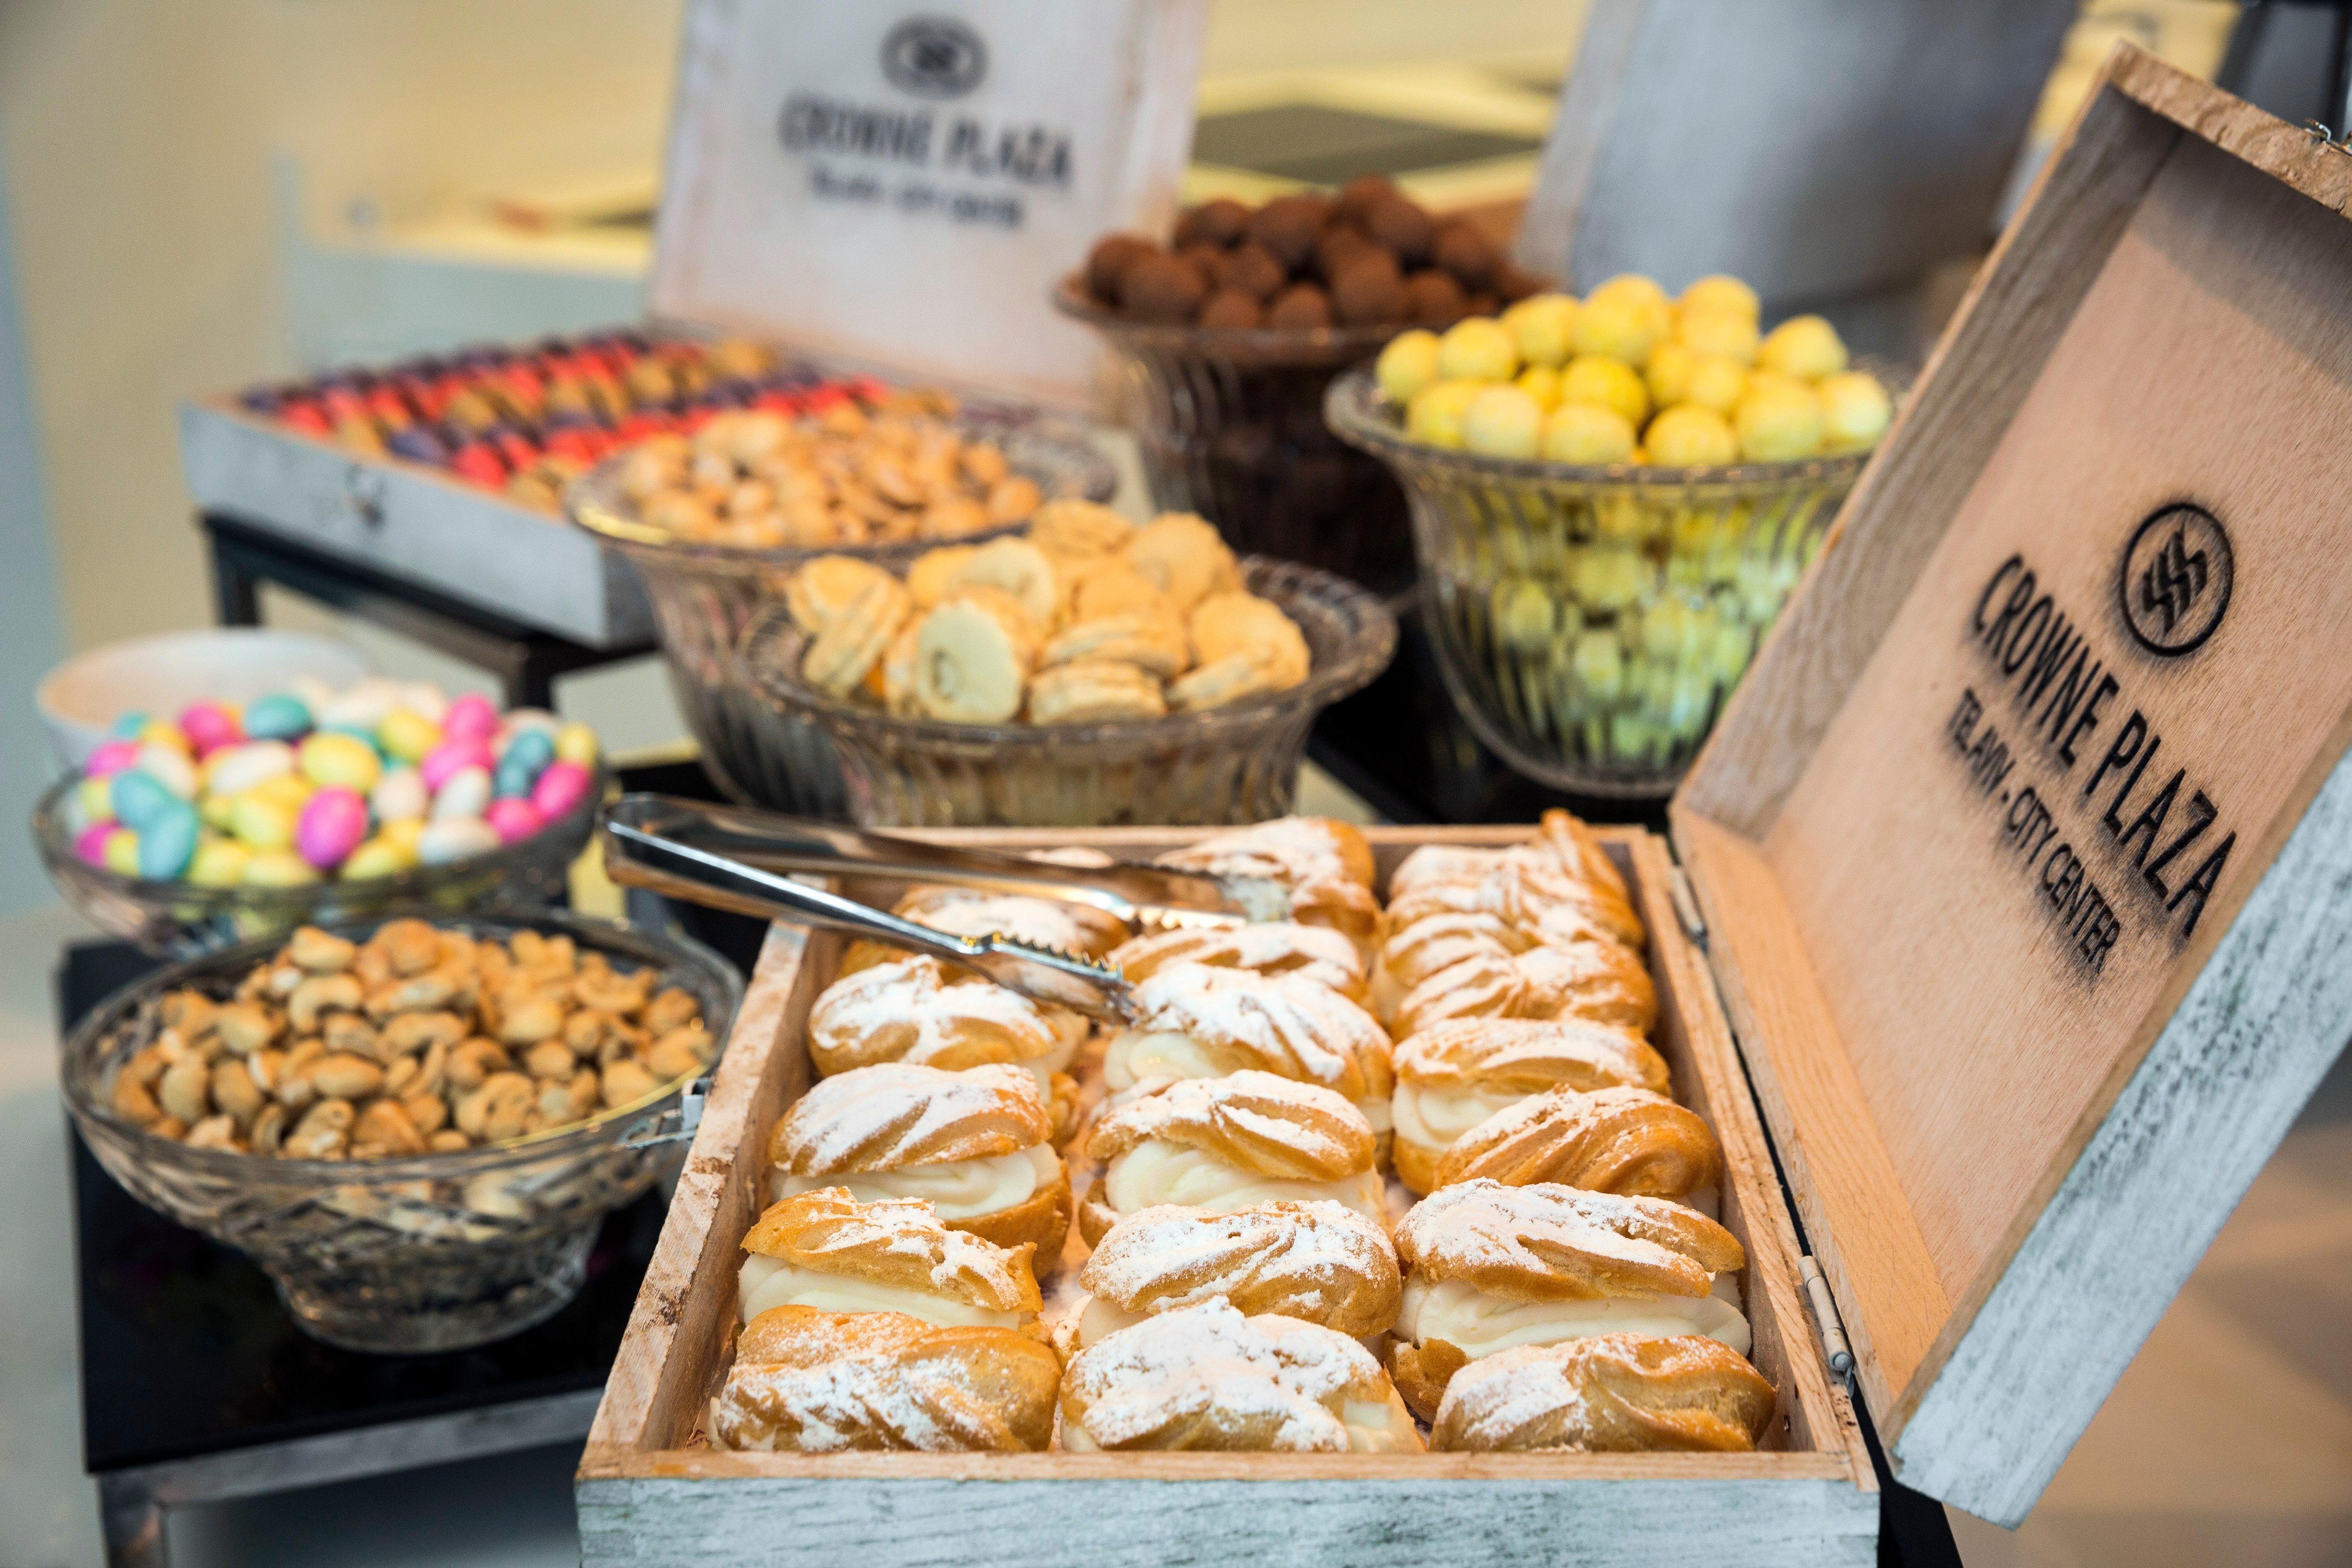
[710,1304,1060,1452]
[1108,921,1367,1001]
[1388,1178,1748,1421]
[1429,1332,1776,1453]
[1058,1297,1422,1453]
[838,886,1128,978]
[1079,1070,1387,1245]
[1433,1084,1723,1201]
[735,1187,1042,1331]
[1384,810,1644,953]
[1391,1017,1671,1194]
[1388,932,1657,1041]
[1070,1200,1400,1351]
[807,954,1088,1138]
[1153,817,1383,956]
[1098,963,1395,1146]
[768,1063,1072,1267]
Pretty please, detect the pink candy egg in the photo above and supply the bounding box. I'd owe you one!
[443,692,499,744]
[485,796,544,844]
[294,788,370,869]
[178,702,242,755]
[85,740,141,778]
[419,736,493,793]
[530,759,592,822]
[74,822,117,866]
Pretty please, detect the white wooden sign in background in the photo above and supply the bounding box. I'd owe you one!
[652,0,1207,407]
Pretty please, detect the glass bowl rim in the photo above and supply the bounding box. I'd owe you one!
[34,758,610,915]
[741,555,1398,748]
[60,905,743,1185]
[1323,362,1904,489]
[563,398,1118,568]
[1049,273,1405,356]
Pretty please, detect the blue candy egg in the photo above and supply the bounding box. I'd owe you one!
[109,710,150,740]
[492,753,538,799]
[136,800,200,879]
[242,693,313,741]
[502,728,556,773]
[110,769,179,831]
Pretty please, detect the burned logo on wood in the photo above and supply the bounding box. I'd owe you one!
[2118,503,2231,657]
[882,17,988,99]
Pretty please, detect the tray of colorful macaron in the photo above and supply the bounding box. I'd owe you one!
[33,676,605,952]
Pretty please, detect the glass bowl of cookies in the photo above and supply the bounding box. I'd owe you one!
[734,505,1396,825]
[61,909,741,1353]
[568,387,1116,815]
[1326,275,1899,796]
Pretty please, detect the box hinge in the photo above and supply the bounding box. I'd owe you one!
[1667,860,1708,947]
[1799,1255,1855,1386]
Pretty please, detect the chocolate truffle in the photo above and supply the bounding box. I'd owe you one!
[1494,260,1550,303]
[1190,197,1252,247]
[1331,250,1405,325]
[1197,288,1266,328]
[1120,252,1210,322]
[1313,225,1376,283]
[1403,268,1468,327]
[1215,242,1288,301]
[1086,235,1153,302]
[1335,173,1400,223]
[1247,196,1328,271]
[1434,223,1499,291]
[1363,195,1436,267]
[1266,281,1335,329]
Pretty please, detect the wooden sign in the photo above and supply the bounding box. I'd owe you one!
[1517,0,2076,306]
[1677,46,2352,1525]
[651,0,1208,407]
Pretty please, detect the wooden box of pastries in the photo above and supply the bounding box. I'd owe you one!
[578,46,2352,1560]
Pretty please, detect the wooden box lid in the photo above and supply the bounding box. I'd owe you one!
[1671,44,2352,1527]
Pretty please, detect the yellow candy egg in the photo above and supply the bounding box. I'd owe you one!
[1541,402,1637,465]
[341,836,415,881]
[1462,385,1546,460]
[377,708,442,765]
[1817,370,1893,454]
[1735,379,1826,462]
[1646,404,1740,467]
[1677,309,1759,366]
[242,848,321,888]
[300,732,383,792]
[1683,354,1750,417]
[1514,365,1562,410]
[555,722,600,768]
[1680,274,1761,322]
[102,828,141,877]
[380,816,426,856]
[137,720,191,757]
[1501,294,1579,369]
[1375,329,1443,404]
[249,773,314,813]
[1569,292,1660,367]
[1559,356,1651,430]
[199,790,238,830]
[230,794,297,852]
[1645,342,1694,408]
[1757,314,1849,381]
[75,775,115,825]
[187,837,251,888]
[1406,380,1484,449]
[1435,318,1519,383]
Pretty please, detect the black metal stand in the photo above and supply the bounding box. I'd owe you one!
[199,510,653,710]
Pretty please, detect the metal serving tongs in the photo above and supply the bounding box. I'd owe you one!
[597,795,1272,1023]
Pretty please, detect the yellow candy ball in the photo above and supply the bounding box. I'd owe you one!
[1501,294,1579,369]
[1542,402,1637,465]
[1589,274,1672,331]
[377,708,442,765]
[1645,342,1695,409]
[1646,404,1740,467]
[1559,355,1651,430]
[1515,365,1562,410]
[380,816,426,856]
[341,836,414,881]
[1406,380,1484,449]
[1680,274,1761,322]
[1677,309,1759,366]
[555,722,600,768]
[1757,314,1848,381]
[1436,318,1520,383]
[1462,385,1546,460]
[187,837,251,888]
[1375,329,1443,404]
[242,848,321,888]
[1570,293,1660,367]
[1735,379,1826,462]
[102,828,141,877]
[1817,371,1893,454]
[299,732,383,792]
[1683,354,1750,417]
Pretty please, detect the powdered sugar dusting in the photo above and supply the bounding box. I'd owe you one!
[809,955,1066,1070]
[1088,1069,1375,1180]
[1124,965,1391,1098]
[1080,1201,1399,1332]
[1394,1179,1736,1301]
[744,1188,1040,1313]
[1062,1297,1383,1451]
[773,1062,1049,1175]
[1110,922,1366,996]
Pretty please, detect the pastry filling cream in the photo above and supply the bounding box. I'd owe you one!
[1343,1394,1421,1453]
[1075,1292,1153,1350]
[736,1254,1022,1329]
[1100,1139,1389,1228]
[1397,1273,1751,1358]
[771,1143,1055,1220]
[1391,1082,1526,1152]
[1019,1034,1080,1099]
[1104,1031,1391,1133]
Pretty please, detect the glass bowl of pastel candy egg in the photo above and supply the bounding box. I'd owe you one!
[32,676,605,954]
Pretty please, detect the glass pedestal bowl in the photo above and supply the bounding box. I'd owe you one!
[33,765,605,956]
[739,557,1396,827]
[1053,278,1416,596]
[60,909,742,1353]
[569,405,1115,818]
[1327,368,1884,798]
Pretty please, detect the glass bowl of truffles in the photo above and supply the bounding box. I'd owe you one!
[568,387,1115,815]
[735,504,1396,825]
[61,910,741,1353]
[1326,274,1900,797]
[1055,177,1552,597]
